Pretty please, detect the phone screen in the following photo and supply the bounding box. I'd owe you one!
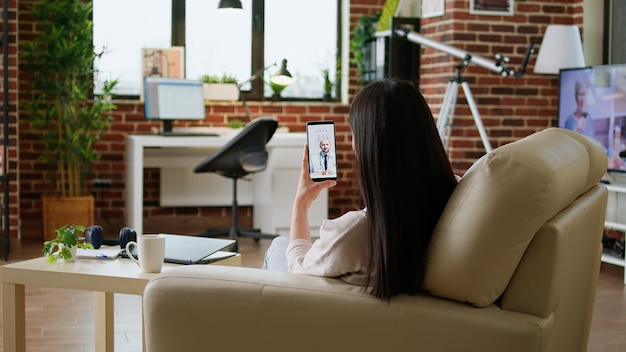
[306,121,337,182]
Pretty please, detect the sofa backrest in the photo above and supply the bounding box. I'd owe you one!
[423,128,608,307]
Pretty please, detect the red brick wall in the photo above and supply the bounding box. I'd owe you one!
[6,0,583,239]
[419,0,583,172]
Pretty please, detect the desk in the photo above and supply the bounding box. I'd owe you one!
[0,254,241,352]
[126,133,328,237]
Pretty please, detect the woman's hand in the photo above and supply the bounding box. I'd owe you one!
[294,144,337,210]
[290,144,336,243]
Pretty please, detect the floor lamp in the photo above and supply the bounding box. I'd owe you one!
[534,25,585,75]
[394,26,534,153]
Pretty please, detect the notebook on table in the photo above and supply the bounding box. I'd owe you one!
[122,234,236,265]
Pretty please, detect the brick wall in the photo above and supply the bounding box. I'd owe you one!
[5,0,583,239]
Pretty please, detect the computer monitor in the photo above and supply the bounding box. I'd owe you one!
[143,77,206,134]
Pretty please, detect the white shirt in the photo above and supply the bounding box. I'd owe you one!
[286,209,371,285]
[310,151,336,174]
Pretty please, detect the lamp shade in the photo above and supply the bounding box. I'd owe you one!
[270,59,294,86]
[534,25,586,75]
[218,0,242,10]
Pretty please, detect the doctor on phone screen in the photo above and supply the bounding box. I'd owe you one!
[310,139,336,175]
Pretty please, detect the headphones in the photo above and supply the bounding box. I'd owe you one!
[83,225,137,249]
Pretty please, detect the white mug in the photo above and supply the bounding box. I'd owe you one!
[125,234,166,273]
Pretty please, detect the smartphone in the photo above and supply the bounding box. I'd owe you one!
[306,121,338,182]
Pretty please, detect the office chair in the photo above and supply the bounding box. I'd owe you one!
[194,117,280,252]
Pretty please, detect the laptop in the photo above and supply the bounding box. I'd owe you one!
[122,234,236,265]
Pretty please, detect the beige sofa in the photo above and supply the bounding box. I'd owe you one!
[143,128,608,352]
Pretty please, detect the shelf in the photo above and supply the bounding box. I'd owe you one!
[602,180,626,284]
[601,253,625,267]
[605,221,626,232]
[606,184,626,193]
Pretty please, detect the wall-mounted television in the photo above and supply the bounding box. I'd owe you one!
[558,63,626,172]
[143,77,206,134]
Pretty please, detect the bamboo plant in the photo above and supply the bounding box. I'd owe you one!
[20,0,118,197]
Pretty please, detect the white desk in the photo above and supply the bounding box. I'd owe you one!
[125,132,327,237]
[0,254,241,352]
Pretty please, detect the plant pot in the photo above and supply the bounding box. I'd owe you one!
[202,83,240,101]
[60,244,77,262]
[42,194,94,241]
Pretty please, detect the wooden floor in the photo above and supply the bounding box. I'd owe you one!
[0,236,625,351]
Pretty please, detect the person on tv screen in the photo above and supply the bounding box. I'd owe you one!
[564,78,594,137]
[261,78,458,301]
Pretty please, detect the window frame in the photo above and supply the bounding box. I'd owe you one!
[171,0,342,102]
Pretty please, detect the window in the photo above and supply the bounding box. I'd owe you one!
[93,0,341,100]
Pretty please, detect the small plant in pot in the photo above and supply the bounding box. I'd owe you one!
[322,68,333,101]
[43,225,94,263]
[201,73,240,101]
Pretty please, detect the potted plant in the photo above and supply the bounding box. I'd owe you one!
[321,59,341,101]
[43,224,94,263]
[19,0,118,241]
[322,68,334,101]
[350,12,380,81]
[201,73,240,101]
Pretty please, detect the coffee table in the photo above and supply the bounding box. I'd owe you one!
[0,252,241,352]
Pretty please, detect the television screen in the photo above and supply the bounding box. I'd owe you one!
[558,63,626,172]
[143,77,206,134]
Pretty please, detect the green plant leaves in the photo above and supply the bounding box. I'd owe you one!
[43,224,92,263]
[350,12,381,81]
[19,0,118,197]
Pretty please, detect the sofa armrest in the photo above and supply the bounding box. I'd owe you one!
[501,184,606,351]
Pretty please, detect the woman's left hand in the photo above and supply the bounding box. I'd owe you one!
[294,144,336,210]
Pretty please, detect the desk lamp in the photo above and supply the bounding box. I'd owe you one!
[270,59,294,86]
[269,59,294,100]
[534,25,586,75]
[238,60,294,121]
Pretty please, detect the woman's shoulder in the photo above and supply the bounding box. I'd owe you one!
[331,209,367,224]
[319,209,367,238]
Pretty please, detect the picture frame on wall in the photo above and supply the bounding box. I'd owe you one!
[470,0,514,16]
[422,0,444,18]
[140,47,185,101]
[141,47,184,79]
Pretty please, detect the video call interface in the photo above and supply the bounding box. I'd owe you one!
[307,122,337,180]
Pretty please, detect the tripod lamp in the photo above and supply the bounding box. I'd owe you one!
[534,25,586,75]
[239,60,294,121]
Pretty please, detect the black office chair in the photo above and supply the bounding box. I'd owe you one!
[194,117,280,252]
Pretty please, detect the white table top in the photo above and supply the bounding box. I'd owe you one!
[0,252,240,295]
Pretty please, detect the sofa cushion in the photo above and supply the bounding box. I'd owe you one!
[423,128,607,307]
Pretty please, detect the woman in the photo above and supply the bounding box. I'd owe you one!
[263,78,458,301]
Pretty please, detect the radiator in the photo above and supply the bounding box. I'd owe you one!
[160,168,253,207]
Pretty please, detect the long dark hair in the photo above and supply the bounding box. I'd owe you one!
[349,78,457,300]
